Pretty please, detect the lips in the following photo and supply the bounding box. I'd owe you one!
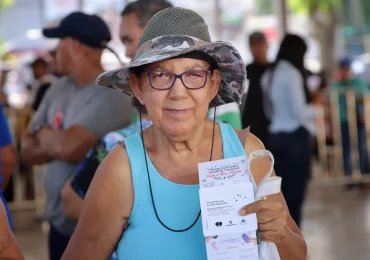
[165,108,191,115]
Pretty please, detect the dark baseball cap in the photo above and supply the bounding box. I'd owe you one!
[42,12,111,49]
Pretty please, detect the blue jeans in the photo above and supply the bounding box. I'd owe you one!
[341,122,369,176]
[0,191,13,229]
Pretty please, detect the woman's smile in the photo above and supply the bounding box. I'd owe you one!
[164,108,192,116]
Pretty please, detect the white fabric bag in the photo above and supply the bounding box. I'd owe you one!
[249,150,282,260]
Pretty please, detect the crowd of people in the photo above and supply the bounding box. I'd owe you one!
[1,0,369,259]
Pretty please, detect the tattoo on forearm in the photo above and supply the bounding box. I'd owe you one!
[0,233,11,256]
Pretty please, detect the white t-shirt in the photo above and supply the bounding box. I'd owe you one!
[261,60,316,135]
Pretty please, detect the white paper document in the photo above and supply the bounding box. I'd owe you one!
[199,183,257,236]
[198,156,250,188]
[198,156,259,260]
[205,232,258,260]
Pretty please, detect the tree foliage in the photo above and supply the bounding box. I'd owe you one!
[0,0,14,13]
[288,0,342,81]
[0,0,14,55]
[257,0,274,15]
[288,0,341,14]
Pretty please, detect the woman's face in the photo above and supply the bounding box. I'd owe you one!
[130,58,221,136]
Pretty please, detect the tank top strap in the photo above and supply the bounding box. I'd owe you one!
[123,132,145,165]
[122,133,148,221]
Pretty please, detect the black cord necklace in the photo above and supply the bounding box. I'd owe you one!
[139,107,217,232]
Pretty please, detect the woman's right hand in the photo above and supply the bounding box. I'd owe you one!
[240,199,288,244]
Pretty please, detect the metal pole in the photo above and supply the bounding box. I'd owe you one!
[77,0,84,11]
[274,0,288,39]
[214,0,222,40]
[39,0,45,26]
[280,0,288,35]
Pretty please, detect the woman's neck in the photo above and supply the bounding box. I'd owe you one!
[149,120,213,157]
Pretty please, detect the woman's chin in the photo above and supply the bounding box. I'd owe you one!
[162,122,196,137]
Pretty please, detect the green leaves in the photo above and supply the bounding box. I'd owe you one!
[288,0,341,14]
[0,0,14,54]
[0,0,14,13]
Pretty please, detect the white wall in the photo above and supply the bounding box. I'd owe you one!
[1,0,43,42]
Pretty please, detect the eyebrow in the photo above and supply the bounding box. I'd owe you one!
[185,63,208,70]
[147,62,208,71]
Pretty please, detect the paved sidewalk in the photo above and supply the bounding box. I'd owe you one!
[12,186,370,260]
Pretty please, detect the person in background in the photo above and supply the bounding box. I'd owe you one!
[27,57,57,111]
[261,34,315,227]
[0,102,16,228]
[119,0,173,123]
[119,0,173,61]
[242,31,270,144]
[21,12,132,260]
[0,200,24,260]
[331,58,370,184]
[48,49,65,78]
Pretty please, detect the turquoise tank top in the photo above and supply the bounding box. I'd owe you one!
[116,123,257,260]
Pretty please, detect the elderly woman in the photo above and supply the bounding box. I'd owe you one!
[62,7,307,260]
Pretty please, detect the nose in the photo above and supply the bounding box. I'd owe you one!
[168,76,188,101]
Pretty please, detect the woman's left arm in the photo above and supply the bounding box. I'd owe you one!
[238,130,307,260]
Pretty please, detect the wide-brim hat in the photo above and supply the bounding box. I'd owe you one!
[96,7,246,106]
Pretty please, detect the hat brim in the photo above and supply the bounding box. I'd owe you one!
[96,37,246,106]
[42,27,67,39]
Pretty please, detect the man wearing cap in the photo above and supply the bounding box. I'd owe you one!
[60,0,173,216]
[27,57,56,111]
[21,12,132,260]
[242,31,270,144]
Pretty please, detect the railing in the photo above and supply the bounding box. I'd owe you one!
[313,89,370,185]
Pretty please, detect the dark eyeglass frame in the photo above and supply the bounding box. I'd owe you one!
[144,69,211,90]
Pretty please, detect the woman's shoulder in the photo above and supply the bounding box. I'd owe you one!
[101,143,131,174]
[234,127,266,155]
[90,143,134,208]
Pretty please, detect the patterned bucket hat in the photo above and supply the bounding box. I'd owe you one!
[96,7,246,106]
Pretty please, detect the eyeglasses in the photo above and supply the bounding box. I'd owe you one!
[144,70,211,90]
